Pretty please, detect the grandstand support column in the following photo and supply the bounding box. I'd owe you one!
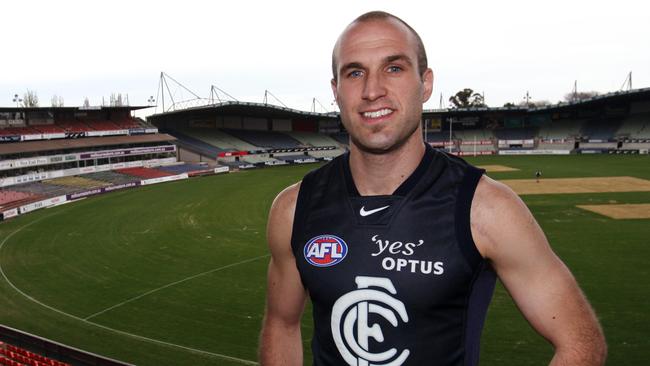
[448,117,453,153]
[474,135,477,157]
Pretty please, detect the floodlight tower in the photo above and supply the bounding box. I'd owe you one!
[523,91,532,107]
[12,94,23,107]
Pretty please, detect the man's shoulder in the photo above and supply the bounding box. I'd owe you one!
[471,175,534,257]
[273,181,301,213]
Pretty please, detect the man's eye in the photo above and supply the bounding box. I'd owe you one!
[348,70,363,78]
[387,66,402,73]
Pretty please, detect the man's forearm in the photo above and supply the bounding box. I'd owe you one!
[549,337,607,366]
[259,321,303,366]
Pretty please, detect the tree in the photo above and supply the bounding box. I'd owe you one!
[564,91,599,103]
[83,97,90,107]
[51,95,64,107]
[503,102,517,108]
[22,90,39,107]
[110,93,125,106]
[449,88,485,108]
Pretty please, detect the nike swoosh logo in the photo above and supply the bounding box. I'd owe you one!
[359,205,390,217]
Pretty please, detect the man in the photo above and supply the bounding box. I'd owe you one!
[259,11,606,366]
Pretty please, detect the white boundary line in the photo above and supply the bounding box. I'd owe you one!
[84,254,270,320]
[0,215,262,365]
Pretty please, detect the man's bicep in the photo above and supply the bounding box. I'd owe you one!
[472,177,601,347]
[265,256,307,323]
[265,183,307,324]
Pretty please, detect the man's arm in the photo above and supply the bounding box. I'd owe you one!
[259,183,307,366]
[471,176,607,366]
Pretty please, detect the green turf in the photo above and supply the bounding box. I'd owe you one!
[0,155,648,365]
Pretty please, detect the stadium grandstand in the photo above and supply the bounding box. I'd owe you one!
[148,101,347,168]
[147,86,650,164]
[2,87,649,221]
[422,87,650,156]
[0,106,228,221]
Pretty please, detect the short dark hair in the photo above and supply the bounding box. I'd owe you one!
[331,11,428,81]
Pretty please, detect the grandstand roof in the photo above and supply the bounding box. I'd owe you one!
[0,134,176,155]
[0,106,149,113]
[150,87,650,124]
[424,87,650,115]
[148,101,338,121]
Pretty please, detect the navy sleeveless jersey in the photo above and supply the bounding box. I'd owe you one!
[291,144,496,366]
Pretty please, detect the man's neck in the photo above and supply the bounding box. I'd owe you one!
[348,136,426,196]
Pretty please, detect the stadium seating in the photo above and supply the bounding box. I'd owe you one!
[453,129,496,142]
[616,113,650,139]
[112,118,141,129]
[32,125,66,134]
[0,342,70,366]
[580,118,622,140]
[44,176,112,189]
[240,155,280,164]
[56,120,93,133]
[0,127,41,136]
[163,129,226,155]
[0,191,37,206]
[308,149,346,159]
[83,171,141,185]
[176,127,257,151]
[494,127,538,140]
[9,182,78,197]
[273,154,308,161]
[286,131,342,147]
[116,167,174,179]
[424,131,452,142]
[87,121,121,131]
[538,120,584,140]
[222,129,302,149]
[156,163,213,175]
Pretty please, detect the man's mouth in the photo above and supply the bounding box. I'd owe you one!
[362,108,394,119]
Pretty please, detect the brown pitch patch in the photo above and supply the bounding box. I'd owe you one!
[477,165,519,172]
[499,176,650,195]
[577,204,650,219]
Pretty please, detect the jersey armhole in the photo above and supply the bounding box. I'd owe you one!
[455,166,486,269]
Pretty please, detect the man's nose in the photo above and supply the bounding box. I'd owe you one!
[362,72,387,101]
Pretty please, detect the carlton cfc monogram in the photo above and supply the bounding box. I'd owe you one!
[331,276,410,366]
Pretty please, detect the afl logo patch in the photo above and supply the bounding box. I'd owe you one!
[304,235,348,267]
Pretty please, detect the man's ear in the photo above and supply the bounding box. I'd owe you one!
[331,78,339,105]
[421,68,434,103]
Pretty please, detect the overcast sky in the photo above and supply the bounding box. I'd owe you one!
[2,0,648,117]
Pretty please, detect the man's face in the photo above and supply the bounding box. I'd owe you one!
[331,19,433,154]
